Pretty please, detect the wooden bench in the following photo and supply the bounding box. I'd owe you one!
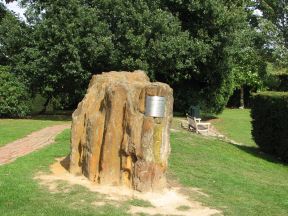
[186,114,210,134]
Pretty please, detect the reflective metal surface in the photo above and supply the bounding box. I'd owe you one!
[145,96,166,117]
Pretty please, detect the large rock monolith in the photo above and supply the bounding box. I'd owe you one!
[69,71,173,192]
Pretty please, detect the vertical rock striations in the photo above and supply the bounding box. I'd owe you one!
[69,71,173,192]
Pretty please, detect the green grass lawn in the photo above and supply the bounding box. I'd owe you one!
[0,130,131,216]
[169,130,288,216]
[212,109,255,146]
[0,117,70,147]
[1,115,288,216]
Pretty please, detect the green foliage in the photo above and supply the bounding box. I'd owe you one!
[0,66,31,117]
[16,0,195,109]
[251,91,288,161]
[160,0,257,113]
[256,0,288,67]
[257,0,287,47]
[0,7,28,66]
[227,25,267,107]
[0,3,7,20]
[265,64,288,91]
[229,28,266,90]
[15,0,114,107]
[267,74,288,92]
[2,0,269,114]
[91,0,199,111]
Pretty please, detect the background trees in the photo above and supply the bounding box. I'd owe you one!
[0,66,30,117]
[160,0,262,112]
[256,0,288,68]
[228,25,266,108]
[0,2,28,66]
[13,0,197,111]
[1,0,286,116]
[13,0,115,110]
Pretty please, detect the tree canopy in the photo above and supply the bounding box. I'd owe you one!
[255,0,288,68]
[159,0,266,112]
[13,0,115,108]
[1,0,283,115]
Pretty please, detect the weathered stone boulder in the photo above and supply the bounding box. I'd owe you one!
[69,71,173,192]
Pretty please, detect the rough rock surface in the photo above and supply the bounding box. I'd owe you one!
[69,71,173,192]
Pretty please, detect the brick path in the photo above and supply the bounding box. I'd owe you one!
[0,124,70,165]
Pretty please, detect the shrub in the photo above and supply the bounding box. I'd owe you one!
[251,91,288,161]
[0,66,31,117]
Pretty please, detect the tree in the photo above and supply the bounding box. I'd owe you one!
[89,0,195,82]
[0,3,7,20]
[256,0,288,67]
[16,0,195,111]
[15,0,115,111]
[91,0,261,113]
[0,4,28,66]
[6,0,262,114]
[229,28,266,108]
[0,66,31,117]
[159,0,258,113]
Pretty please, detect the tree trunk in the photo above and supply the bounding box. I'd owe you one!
[39,95,51,114]
[239,86,244,109]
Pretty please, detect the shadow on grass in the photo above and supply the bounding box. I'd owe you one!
[202,116,218,121]
[173,112,218,121]
[173,112,186,117]
[29,114,72,121]
[27,111,72,121]
[234,144,287,166]
[0,114,72,121]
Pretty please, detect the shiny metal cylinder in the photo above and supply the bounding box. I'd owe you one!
[145,96,166,117]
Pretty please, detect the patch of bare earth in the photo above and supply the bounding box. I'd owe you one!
[35,157,221,216]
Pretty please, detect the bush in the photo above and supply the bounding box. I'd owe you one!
[0,66,31,117]
[251,91,288,161]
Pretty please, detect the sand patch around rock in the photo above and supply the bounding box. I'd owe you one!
[34,157,221,216]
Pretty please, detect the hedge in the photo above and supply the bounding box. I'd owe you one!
[251,91,288,161]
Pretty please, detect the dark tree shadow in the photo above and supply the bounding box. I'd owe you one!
[173,111,218,121]
[202,115,218,121]
[29,114,72,121]
[173,112,186,117]
[234,144,287,166]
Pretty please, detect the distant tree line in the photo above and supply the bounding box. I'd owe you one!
[0,0,287,116]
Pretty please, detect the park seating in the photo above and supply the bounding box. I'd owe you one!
[186,114,210,134]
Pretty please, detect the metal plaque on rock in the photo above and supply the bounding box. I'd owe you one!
[145,96,166,118]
